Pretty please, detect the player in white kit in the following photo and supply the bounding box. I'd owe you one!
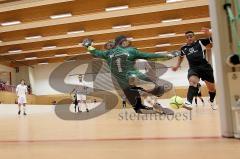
[16,79,28,115]
[71,86,89,112]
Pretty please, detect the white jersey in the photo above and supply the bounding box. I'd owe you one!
[16,84,28,97]
[75,86,87,101]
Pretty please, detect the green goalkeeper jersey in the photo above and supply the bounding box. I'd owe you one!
[88,46,171,88]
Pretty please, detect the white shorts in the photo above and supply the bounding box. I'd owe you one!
[18,96,27,104]
[77,94,86,101]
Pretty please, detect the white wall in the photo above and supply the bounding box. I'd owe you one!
[65,63,93,88]
[15,66,30,85]
[30,62,94,95]
[30,63,63,95]
[1,57,208,95]
[28,58,193,95]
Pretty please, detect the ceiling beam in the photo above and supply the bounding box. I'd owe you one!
[0,33,209,62]
[0,0,208,33]
[0,17,210,50]
[0,0,74,13]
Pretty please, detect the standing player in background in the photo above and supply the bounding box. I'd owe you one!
[80,86,89,112]
[172,28,217,110]
[122,95,127,109]
[194,83,205,106]
[71,86,89,112]
[72,93,80,113]
[16,79,28,115]
[70,88,79,113]
[70,86,89,112]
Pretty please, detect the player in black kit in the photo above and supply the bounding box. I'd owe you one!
[172,28,217,110]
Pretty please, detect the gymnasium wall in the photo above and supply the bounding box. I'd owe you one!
[29,61,94,95]
[0,64,16,85]
[0,86,209,107]
[15,66,30,85]
[0,57,211,106]
[27,58,195,96]
[0,91,36,104]
[29,63,61,95]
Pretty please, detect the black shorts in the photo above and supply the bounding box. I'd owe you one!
[188,64,215,83]
[74,100,78,105]
[197,92,202,97]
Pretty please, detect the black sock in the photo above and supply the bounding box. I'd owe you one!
[209,91,216,102]
[187,86,199,104]
[195,97,197,104]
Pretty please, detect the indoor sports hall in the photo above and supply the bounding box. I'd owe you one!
[0,0,240,159]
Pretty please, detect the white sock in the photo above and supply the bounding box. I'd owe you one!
[23,106,26,113]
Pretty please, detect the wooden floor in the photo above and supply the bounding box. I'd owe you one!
[0,99,239,159]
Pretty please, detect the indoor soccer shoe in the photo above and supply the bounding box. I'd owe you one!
[183,101,193,110]
[209,100,217,110]
[137,108,156,114]
[153,103,174,115]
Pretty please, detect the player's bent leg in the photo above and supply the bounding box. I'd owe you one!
[77,100,82,112]
[128,75,138,86]
[204,80,217,110]
[200,97,205,106]
[127,73,148,93]
[194,97,198,106]
[188,75,200,87]
[124,89,165,114]
[132,71,171,97]
[23,103,27,115]
[204,80,216,92]
[127,72,174,114]
[18,103,21,115]
[84,101,89,112]
[183,75,200,110]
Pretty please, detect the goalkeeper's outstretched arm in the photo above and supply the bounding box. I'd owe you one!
[82,38,108,59]
[133,48,181,61]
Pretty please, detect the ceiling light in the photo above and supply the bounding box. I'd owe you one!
[1,21,21,26]
[161,18,182,23]
[166,0,184,3]
[155,51,168,54]
[105,5,129,11]
[159,33,176,37]
[8,49,22,53]
[127,37,134,40]
[155,43,171,47]
[42,46,57,50]
[64,59,77,62]
[25,57,38,60]
[112,24,131,29]
[25,35,42,40]
[67,30,85,35]
[50,13,72,19]
[54,54,68,57]
[38,62,49,65]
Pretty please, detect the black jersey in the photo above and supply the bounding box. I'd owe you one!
[197,83,201,93]
[180,37,212,68]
